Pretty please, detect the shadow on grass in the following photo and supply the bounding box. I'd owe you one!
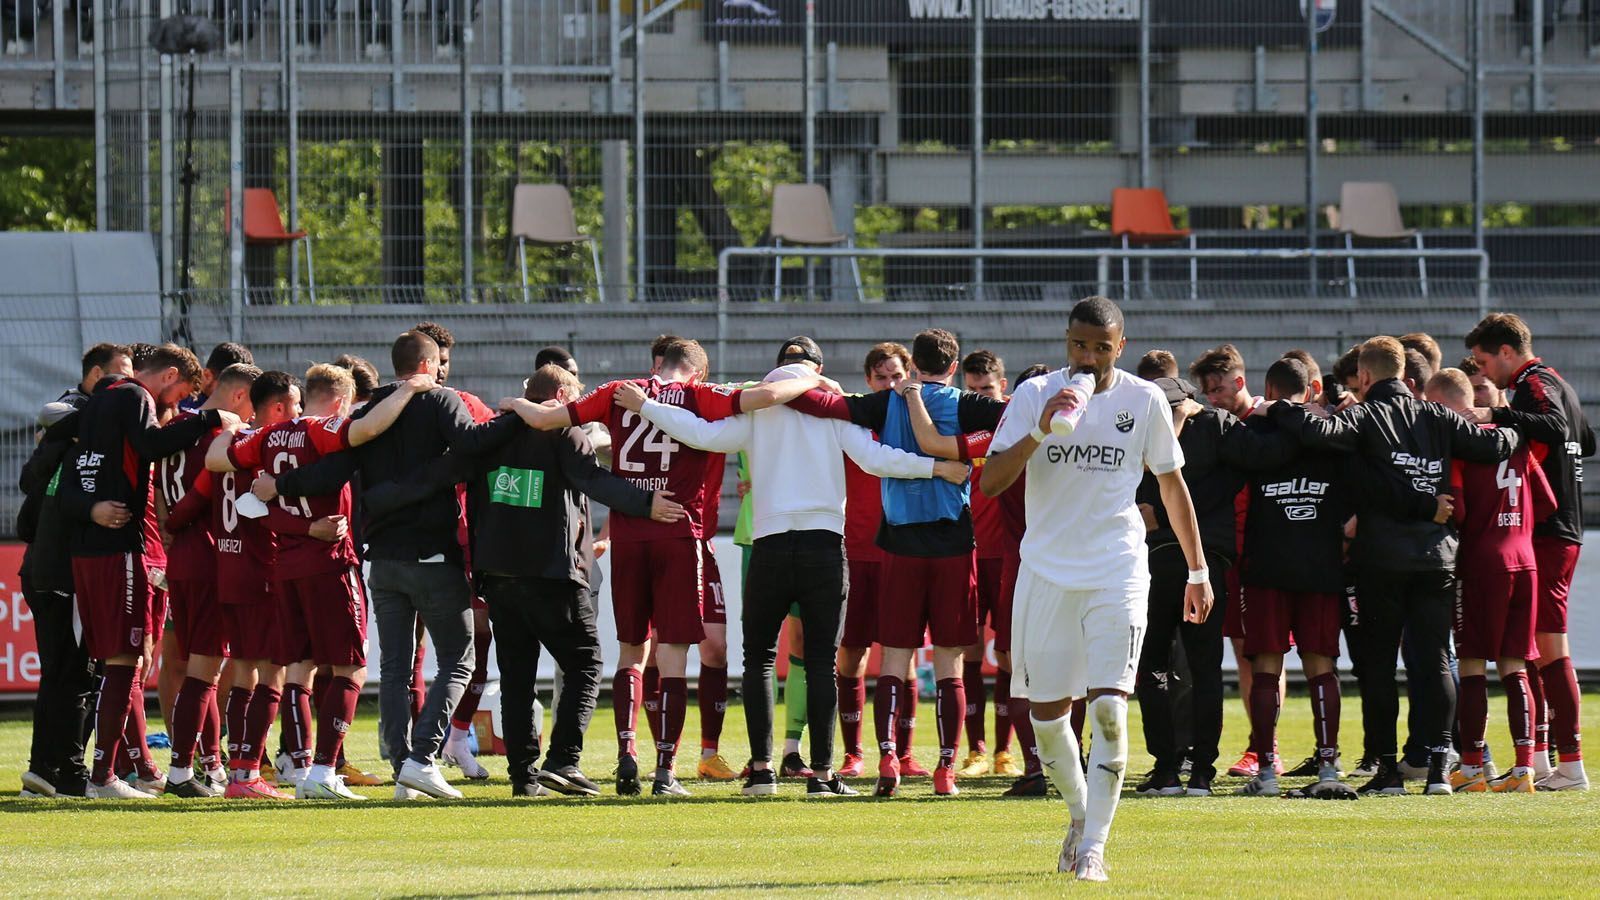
[388,871,1048,897]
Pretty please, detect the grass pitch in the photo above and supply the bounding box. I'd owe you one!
[2,689,1598,897]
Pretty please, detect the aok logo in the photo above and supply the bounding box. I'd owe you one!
[495,471,522,493]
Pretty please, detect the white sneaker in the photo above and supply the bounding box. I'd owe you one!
[1533,751,1556,783]
[1075,848,1109,882]
[1538,762,1590,792]
[442,730,490,780]
[275,752,293,774]
[297,767,367,801]
[277,765,309,789]
[393,783,425,801]
[397,758,464,799]
[88,777,158,800]
[1057,820,1083,874]
[205,768,229,793]
[21,771,57,798]
[133,773,168,796]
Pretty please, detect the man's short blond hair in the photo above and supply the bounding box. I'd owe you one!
[1358,336,1405,381]
[304,363,356,405]
[525,364,582,402]
[1427,368,1473,406]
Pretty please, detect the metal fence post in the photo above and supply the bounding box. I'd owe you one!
[229,66,245,341]
[1471,0,1485,253]
[803,0,816,300]
[1138,0,1150,187]
[971,3,984,302]
[92,0,107,231]
[159,0,176,294]
[633,1,646,301]
[288,0,302,301]
[460,0,475,302]
[1305,0,1319,299]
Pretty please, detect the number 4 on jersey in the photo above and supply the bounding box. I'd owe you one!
[1496,459,1522,507]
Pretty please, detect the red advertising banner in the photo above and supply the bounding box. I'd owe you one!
[0,543,41,692]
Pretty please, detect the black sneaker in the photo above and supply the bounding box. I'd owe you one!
[1357,760,1407,796]
[1002,771,1048,798]
[1424,753,1452,796]
[1185,770,1213,797]
[742,766,778,797]
[510,779,548,798]
[167,776,218,798]
[780,752,813,778]
[53,776,89,799]
[806,774,859,797]
[538,766,600,797]
[652,774,691,797]
[1349,754,1381,779]
[1135,768,1184,797]
[1283,755,1321,778]
[615,754,641,797]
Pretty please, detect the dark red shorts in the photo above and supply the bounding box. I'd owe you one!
[1223,566,1246,640]
[879,551,978,649]
[1533,537,1579,634]
[700,539,727,626]
[277,567,369,667]
[841,559,882,649]
[610,537,705,645]
[994,552,1021,655]
[73,553,152,661]
[168,577,229,659]
[149,586,168,645]
[1456,566,1538,662]
[975,556,1004,628]
[1240,585,1342,659]
[224,601,280,661]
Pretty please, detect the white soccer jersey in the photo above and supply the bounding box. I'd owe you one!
[990,367,1183,592]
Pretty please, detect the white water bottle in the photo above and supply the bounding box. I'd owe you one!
[1050,371,1098,437]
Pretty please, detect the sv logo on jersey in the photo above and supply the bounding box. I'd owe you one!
[1114,410,1135,433]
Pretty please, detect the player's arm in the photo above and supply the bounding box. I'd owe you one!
[1216,414,1301,471]
[787,387,887,431]
[128,390,230,460]
[632,394,752,453]
[735,374,840,413]
[347,373,437,446]
[1156,467,1214,624]
[956,390,1009,433]
[1485,374,1568,443]
[204,421,254,472]
[979,386,1077,497]
[1266,400,1362,452]
[257,450,359,501]
[556,425,681,523]
[835,420,967,483]
[1446,406,1519,464]
[20,413,78,496]
[897,382,963,460]
[436,389,524,457]
[360,453,475,517]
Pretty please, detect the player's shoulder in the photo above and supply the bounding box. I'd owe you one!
[1010,368,1063,400]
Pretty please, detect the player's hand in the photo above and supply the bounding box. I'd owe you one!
[1138,502,1158,533]
[735,479,751,499]
[614,381,648,413]
[1466,406,1494,425]
[650,490,686,524]
[91,500,131,528]
[1335,393,1359,413]
[933,460,970,485]
[251,474,278,501]
[1433,493,1455,525]
[593,538,609,559]
[1037,388,1080,435]
[403,372,438,394]
[898,381,922,400]
[817,375,844,395]
[1183,580,1214,624]
[215,410,244,431]
[1344,515,1358,541]
[1249,400,1274,417]
[309,515,348,542]
[1176,398,1204,422]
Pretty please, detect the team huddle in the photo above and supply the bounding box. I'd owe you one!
[15,299,1594,882]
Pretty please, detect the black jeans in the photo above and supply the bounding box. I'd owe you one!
[24,580,93,782]
[1353,569,1457,759]
[743,530,846,772]
[480,575,602,780]
[1136,547,1228,779]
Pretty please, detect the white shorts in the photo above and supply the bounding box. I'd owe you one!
[1010,561,1147,702]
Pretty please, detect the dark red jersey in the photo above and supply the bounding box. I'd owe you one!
[158,417,221,580]
[180,467,276,604]
[702,452,728,534]
[843,456,884,564]
[564,378,743,543]
[142,477,167,570]
[1451,432,1558,574]
[228,415,359,578]
[960,424,1024,560]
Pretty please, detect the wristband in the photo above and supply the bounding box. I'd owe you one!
[1029,425,1048,443]
[1187,568,1210,586]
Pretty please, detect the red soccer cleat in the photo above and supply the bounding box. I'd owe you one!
[837,752,866,779]
[899,755,931,778]
[1227,750,1259,778]
[933,765,959,796]
[875,753,900,798]
[224,777,293,800]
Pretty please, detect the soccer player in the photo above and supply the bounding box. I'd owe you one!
[1268,336,1519,795]
[160,362,261,797]
[833,343,923,780]
[181,342,255,411]
[981,297,1208,881]
[788,329,1009,797]
[210,363,433,798]
[619,341,967,797]
[1427,368,1555,793]
[38,342,133,428]
[1465,313,1596,790]
[501,338,827,796]
[1233,358,1358,799]
[58,344,237,800]
[1188,343,1280,779]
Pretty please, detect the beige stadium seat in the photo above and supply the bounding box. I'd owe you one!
[770,183,863,302]
[512,183,603,303]
[1339,181,1427,298]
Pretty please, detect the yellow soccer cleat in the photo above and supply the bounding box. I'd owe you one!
[1490,769,1536,793]
[337,763,387,787]
[259,760,278,784]
[1449,769,1487,793]
[697,753,738,782]
[993,750,1023,778]
[958,751,991,778]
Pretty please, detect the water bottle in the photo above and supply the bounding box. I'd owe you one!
[1050,370,1098,437]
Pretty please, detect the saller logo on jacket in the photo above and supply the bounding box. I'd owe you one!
[488,466,544,508]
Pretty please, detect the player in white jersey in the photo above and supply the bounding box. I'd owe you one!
[980,297,1213,882]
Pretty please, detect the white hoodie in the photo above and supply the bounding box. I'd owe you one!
[637,365,939,541]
